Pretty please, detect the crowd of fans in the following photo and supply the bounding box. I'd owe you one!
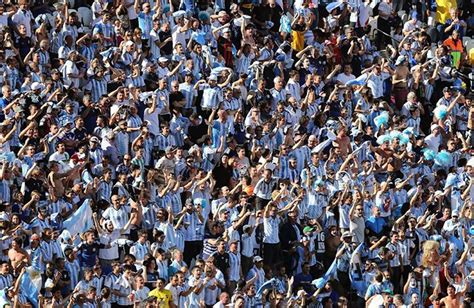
[0,0,472,306]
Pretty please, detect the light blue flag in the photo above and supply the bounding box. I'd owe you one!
[312,258,338,289]
[20,271,39,308]
[192,32,206,45]
[63,199,93,237]
[326,1,344,12]
[346,74,368,86]
[257,278,279,296]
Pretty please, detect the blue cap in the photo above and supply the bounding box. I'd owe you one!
[275,54,286,62]
[412,12,418,20]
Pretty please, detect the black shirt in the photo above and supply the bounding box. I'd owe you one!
[211,251,230,279]
[158,30,172,56]
[188,120,208,145]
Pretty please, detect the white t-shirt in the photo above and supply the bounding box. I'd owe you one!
[424,133,441,152]
[125,0,138,20]
[144,105,163,136]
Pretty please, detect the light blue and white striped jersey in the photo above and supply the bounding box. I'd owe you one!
[156,259,168,282]
[201,86,222,110]
[102,205,130,231]
[149,29,161,61]
[0,180,10,203]
[263,216,280,244]
[406,117,421,136]
[59,26,78,49]
[228,251,241,282]
[285,79,301,102]
[178,82,196,109]
[140,136,154,166]
[51,240,63,259]
[113,275,133,306]
[27,216,51,235]
[290,148,306,174]
[154,89,170,115]
[0,274,12,290]
[49,199,70,216]
[37,50,50,73]
[254,177,278,200]
[154,133,176,151]
[127,114,143,142]
[235,52,255,75]
[121,51,134,69]
[141,203,158,230]
[97,180,113,201]
[190,52,205,76]
[305,191,328,219]
[5,67,20,89]
[288,167,299,184]
[89,148,104,166]
[270,88,287,109]
[58,45,72,60]
[88,77,108,103]
[277,155,289,179]
[65,258,80,290]
[168,189,183,215]
[169,115,189,147]
[126,75,146,88]
[211,119,234,150]
[138,11,154,40]
[183,212,204,241]
[115,130,130,157]
[223,98,241,112]
[130,241,150,263]
[113,182,130,199]
[26,246,43,271]
[49,29,62,54]
[80,44,97,65]
[104,273,121,303]
[40,240,54,264]
[92,21,115,47]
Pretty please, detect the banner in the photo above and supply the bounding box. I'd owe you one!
[435,0,456,24]
[312,258,338,289]
[20,269,39,308]
[63,199,93,237]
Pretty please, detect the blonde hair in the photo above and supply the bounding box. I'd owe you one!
[421,240,440,267]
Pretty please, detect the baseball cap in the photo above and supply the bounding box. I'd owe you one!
[303,226,314,233]
[341,231,353,238]
[253,256,263,263]
[31,82,44,91]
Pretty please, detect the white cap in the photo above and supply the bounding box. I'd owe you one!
[31,82,44,91]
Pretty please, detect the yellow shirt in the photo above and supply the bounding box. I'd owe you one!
[148,288,173,308]
[435,0,457,23]
[291,29,305,52]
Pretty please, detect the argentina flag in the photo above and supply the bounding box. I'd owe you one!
[63,199,93,237]
[20,269,40,308]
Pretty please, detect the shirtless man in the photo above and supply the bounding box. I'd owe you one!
[333,127,351,157]
[440,284,468,308]
[392,57,409,109]
[8,237,30,269]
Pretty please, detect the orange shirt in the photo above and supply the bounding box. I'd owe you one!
[443,37,463,52]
